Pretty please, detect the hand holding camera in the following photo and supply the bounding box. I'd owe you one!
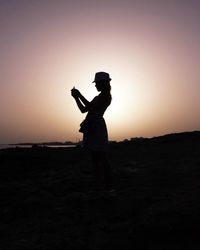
[71,87,81,98]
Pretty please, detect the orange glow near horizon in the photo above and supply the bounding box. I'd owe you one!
[0,1,200,143]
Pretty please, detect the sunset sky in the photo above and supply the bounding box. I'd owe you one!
[0,0,200,143]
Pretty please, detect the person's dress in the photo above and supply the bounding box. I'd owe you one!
[81,93,111,152]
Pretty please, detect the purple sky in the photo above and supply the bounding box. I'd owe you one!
[0,0,200,143]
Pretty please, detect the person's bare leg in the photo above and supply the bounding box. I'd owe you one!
[91,151,104,191]
[102,153,112,191]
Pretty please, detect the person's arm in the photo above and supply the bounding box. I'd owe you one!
[78,93,90,107]
[73,96,89,113]
[71,88,91,113]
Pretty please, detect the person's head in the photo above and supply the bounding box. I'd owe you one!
[95,80,111,92]
[92,72,111,93]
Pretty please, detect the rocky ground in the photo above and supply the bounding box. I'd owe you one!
[1,132,200,249]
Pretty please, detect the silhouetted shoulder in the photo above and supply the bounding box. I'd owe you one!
[98,92,112,107]
[88,93,111,113]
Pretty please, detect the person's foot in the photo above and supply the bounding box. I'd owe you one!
[101,189,117,198]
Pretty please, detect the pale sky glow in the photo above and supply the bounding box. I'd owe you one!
[0,0,200,143]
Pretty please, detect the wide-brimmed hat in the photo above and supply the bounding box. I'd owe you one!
[92,72,111,83]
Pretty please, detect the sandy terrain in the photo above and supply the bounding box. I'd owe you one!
[1,132,200,249]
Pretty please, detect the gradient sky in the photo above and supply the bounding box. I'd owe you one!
[0,0,200,143]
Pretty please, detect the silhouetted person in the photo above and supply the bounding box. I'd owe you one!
[71,72,112,192]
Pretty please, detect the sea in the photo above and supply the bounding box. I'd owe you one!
[0,144,76,150]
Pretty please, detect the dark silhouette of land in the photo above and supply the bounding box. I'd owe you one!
[10,141,75,147]
[0,131,200,249]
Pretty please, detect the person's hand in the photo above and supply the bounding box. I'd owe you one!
[71,87,81,98]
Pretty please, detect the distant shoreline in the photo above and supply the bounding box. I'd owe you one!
[1,130,200,150]
[0,144,77,150]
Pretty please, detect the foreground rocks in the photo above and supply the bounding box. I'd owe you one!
[1,132,200,249]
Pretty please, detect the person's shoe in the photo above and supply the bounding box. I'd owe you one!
[102,189,117,198]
